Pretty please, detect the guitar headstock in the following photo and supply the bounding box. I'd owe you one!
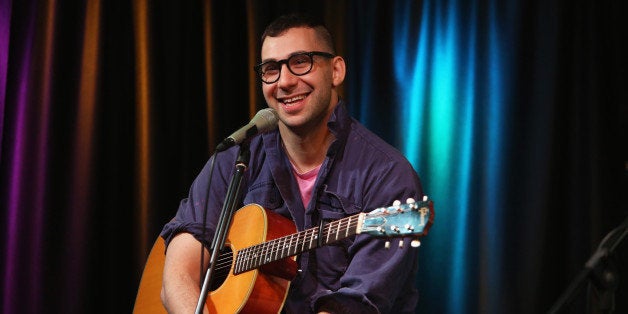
[358,196,434,246]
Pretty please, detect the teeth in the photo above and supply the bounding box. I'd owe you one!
[282,95,306,104]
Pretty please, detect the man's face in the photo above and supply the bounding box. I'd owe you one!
[260,27,339,132]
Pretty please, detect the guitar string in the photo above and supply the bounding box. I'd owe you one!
[212,228,345,278]
[239,219,355,267]
[211,203,421,275]
[211,219,361,274]
[213,227,330,273]
[246,221,351,259]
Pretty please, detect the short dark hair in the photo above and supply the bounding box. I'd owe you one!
[261,13,336,54]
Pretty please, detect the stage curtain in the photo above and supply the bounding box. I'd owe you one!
[0,0,625,313]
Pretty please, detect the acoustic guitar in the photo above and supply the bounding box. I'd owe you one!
[133,197,434,314]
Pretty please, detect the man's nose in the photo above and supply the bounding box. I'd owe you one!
[277,63,298,88]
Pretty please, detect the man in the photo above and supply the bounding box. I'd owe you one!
[161,14,424,313]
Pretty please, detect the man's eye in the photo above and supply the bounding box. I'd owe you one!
[262,63,280,73]
[290,56,310,66]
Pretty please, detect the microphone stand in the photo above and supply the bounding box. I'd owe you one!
[548,216,628,314]
[195,142,251,314]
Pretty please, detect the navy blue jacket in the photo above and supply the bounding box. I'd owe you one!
[161,101,424,313]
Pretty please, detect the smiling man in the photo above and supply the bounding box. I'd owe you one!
[160,14,425,314]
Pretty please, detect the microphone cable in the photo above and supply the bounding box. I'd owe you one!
[199,151,218,289]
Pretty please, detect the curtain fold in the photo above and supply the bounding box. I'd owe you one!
[0,1,625,313]
[132,0,151,266]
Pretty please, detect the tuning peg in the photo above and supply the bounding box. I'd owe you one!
[422,195,428,201]
[393,200,401,206]
[398,240,404,249]
[406,197,415,204]
[411,239,421,247]
[385,241,390,249]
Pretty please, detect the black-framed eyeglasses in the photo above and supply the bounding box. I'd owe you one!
[254,51,335,84]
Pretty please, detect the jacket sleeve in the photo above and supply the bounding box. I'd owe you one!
[160,152,237,250]
[312,157,424,314]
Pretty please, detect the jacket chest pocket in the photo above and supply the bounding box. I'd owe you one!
[311,190,361,289]
[243,181,283,210]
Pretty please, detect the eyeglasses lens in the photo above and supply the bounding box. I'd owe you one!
[260,53,313,83]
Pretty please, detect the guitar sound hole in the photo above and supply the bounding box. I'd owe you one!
[209,247,232,291]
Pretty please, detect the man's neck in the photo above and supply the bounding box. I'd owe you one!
[280,123,333,174]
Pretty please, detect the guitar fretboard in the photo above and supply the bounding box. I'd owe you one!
[233,213,364,274]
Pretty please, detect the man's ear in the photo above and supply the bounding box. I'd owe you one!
[331,56,346,87]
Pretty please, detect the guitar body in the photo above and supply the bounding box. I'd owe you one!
[134,199,433,313]
[133,204,298,314]
[133,236,168,314]
[208,204,297,314]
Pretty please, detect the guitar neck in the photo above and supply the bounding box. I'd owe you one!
[233,213,364,274]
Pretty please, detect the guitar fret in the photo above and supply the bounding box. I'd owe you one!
[287,235,293,256]
[249,247,256,270]
[267,240,274,264]
[235,249,241,273]
[281,237,287,259]
[243,248,250,271]
[249,246,257,270]
[237,249,244,273]
[273,238,280,261]
[246,248,252,270]
[236,249,250,272]
[228,199,431,277]
[273,239,281,261]
[249,249,253,271]
[264,241,271,266]
[234,250,240,273]
[271,240,277,262]
[244,248,251,271]
[304,229,311,250]
[264,242,271,265]
[262,241,269,265]
[281,235,287,257]
[326,222,332,243]
[302,230,308,251]
[299,231,305,253]
[254,245,262,269]
[242,248,249,272]
[287,235,293,255]
[307,229,312,250]
[234,216,364,274]
[246,248,252,271]
[254,245,261,269]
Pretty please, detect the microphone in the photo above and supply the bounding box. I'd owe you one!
[215,108,279,152]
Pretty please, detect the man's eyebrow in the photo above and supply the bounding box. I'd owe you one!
[260,50,309,63]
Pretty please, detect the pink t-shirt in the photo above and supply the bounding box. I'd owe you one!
[290,163,321,207]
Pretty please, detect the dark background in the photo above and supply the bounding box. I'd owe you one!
[0,0,626,313]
